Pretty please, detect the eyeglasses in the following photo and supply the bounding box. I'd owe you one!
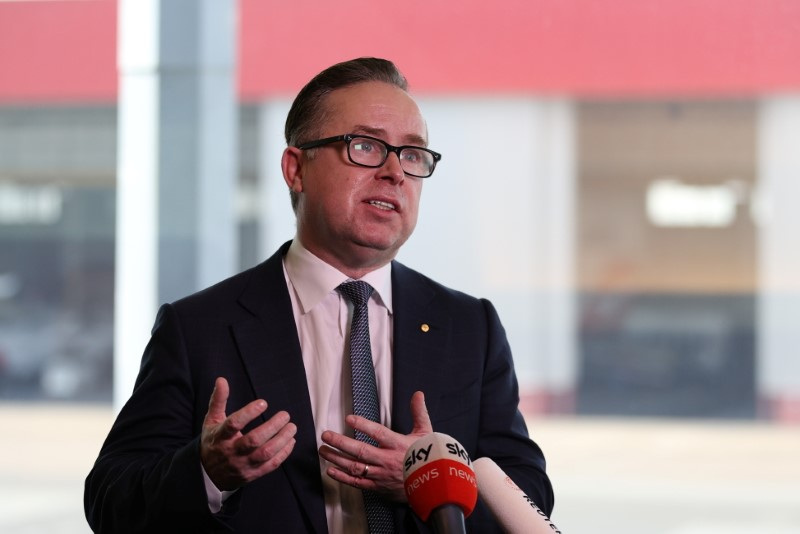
[296,134,442,178]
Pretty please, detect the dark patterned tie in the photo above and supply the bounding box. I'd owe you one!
[337,281,394,533]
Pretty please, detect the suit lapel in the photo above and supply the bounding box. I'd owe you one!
[390,262,452,434]
[231,242,328,534]
[227,250,452,531]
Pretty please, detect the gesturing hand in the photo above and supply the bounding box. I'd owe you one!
[318,391,433,502]
[200,377,297,491]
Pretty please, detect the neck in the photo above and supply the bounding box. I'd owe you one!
[294,236,393,279]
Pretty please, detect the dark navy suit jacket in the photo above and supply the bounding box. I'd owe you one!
[85,242,553,533]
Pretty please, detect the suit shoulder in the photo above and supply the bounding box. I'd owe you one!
[391,261,486,307]
[168,242,289,314]
[166,264,257,313]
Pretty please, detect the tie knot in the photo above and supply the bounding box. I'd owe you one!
[337,280,374,308]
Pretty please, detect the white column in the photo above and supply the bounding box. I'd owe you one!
[534,100,577,413]
[114,0,238,410]
[757,96,800,422]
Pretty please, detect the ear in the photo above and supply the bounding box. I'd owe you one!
[281,147,305,194]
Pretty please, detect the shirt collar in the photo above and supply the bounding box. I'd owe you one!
[284,238,393,315]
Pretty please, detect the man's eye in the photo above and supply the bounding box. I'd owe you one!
[402,149,422,162]
[353,141,375,153]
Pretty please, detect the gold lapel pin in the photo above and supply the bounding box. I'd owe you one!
[420,323,430,333]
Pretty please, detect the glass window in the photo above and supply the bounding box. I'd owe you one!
[0,106,116,401]
[577,101,757,417]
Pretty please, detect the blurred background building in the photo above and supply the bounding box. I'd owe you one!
[1,0,799,421]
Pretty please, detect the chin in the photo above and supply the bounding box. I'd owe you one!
[351,235,406,259]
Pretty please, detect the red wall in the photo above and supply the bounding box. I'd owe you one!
[0,0,117,102]
[2,0,799,103]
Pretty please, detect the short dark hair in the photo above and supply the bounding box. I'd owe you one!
[284,58,409,211]
[285,57,408,147]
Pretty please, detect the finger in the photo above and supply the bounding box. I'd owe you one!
[319,444,373,478]
[217,398,268,441]
[320,445,407,500]
[234,411,292,454]
[344,415,394,447]
[410,391,433,435]
[237,436,298,486]
[204,377,230,426]
[318,443,353,469]
[321,430,378,464]
[256,437,296,475]
[248,422,297,465]
[325,464,379,492]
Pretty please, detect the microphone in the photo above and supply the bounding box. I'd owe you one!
[472,457,562,534]
[402,432,478,534]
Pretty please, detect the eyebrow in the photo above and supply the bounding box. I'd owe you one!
[351,125,428,147]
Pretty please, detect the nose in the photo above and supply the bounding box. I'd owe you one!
[378,151,405,184]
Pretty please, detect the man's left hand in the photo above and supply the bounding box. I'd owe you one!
[318,390,432,502]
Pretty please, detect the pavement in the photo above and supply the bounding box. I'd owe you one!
[1,403,798,533]
[531,417,800,533]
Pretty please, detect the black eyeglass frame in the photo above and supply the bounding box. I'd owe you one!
[296,133,442,178]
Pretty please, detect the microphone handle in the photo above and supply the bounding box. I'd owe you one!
[430,503,466,534]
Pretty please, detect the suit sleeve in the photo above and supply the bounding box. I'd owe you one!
[84,304,228,533]
[475,298,555,516]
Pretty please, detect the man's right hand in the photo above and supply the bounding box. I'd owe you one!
[200,377,297,491]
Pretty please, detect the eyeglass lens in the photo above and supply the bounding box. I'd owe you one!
[349,137,434,177]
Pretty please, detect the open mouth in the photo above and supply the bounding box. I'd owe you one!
[367,200,397,211]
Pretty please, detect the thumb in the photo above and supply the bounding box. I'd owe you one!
[410,391,433,435]
[204,376,230,426]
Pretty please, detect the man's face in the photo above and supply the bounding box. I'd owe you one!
[283,81,429,276]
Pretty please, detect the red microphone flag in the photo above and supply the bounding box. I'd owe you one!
[402,432,478,522]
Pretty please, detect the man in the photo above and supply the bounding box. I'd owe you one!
[85,57,553,533]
